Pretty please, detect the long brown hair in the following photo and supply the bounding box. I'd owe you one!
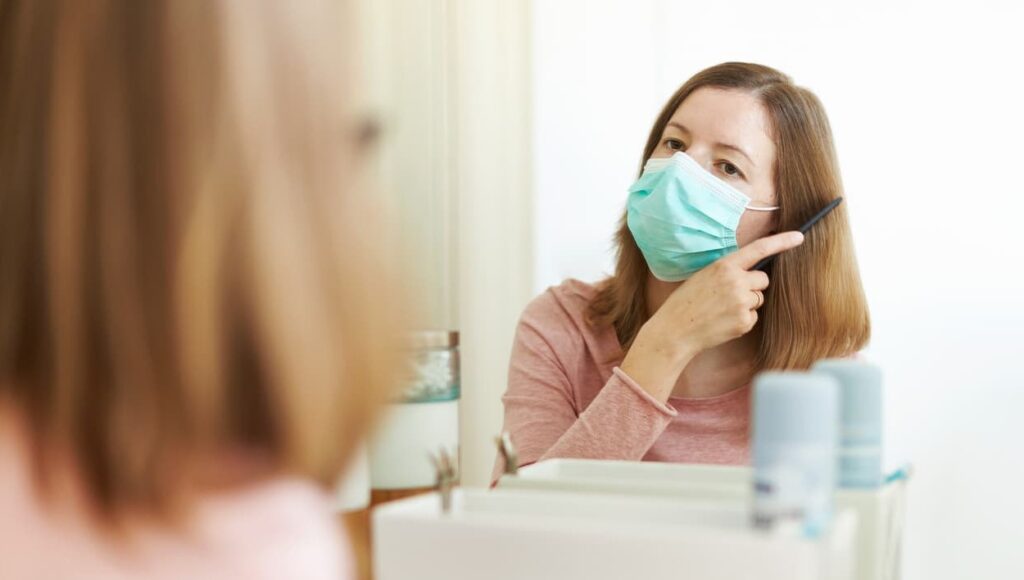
[0,0,401,521]
[588,62,870,370]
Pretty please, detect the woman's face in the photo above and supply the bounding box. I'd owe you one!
[650,87,778,246]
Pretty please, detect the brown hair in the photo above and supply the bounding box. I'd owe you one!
[588,62,870,370]
[0,0,400,521]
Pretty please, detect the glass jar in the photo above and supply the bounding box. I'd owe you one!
[400,330,460,403]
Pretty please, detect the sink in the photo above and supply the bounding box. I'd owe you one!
[497,459,907,580]
[373,486,855,580]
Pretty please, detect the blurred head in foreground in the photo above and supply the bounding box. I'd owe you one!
[0,0,399,528]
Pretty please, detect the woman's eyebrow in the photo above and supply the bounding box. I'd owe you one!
[666,121,690,135]
[719,143,756,167]
[667,121,756,168]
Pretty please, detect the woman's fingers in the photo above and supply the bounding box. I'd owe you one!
[724,231,805,271]
[748,290,765,310]
[747,270,770,291]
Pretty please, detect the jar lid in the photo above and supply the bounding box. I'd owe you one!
[753,372,839,445]
[407,330,459,349]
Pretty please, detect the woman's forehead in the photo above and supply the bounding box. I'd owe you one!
[668,87,775,163]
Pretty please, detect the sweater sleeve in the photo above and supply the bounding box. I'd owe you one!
[491,294,677,484]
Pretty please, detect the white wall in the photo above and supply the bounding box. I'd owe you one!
[355,0,535,489]
[451,0,535,488]
[531,1,1024,578]
[354,0,458,331]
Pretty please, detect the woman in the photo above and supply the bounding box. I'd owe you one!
[0,1,399,578]
[494,62,869,481]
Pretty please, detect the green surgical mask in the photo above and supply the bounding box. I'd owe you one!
[627,152,778,282]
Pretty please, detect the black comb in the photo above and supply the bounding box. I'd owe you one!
[752,197,844,272]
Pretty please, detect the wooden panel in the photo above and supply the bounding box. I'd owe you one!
[340,487,437,580]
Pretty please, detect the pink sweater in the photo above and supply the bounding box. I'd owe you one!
[492,279,751,483]
[0,407,352,580]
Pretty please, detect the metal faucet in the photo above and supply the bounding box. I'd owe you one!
[495,431,519,476]
[429,447,458,514]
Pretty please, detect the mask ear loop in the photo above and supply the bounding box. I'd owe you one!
[746,204,779,212]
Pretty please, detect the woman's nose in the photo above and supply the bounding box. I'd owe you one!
[684,148,713,171]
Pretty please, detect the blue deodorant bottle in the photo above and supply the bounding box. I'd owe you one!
[812,359,884,489]
[752,372,839,538]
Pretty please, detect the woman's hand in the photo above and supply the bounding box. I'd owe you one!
[619,231,804,402]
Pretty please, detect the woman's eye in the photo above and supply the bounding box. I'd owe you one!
[718,161,742,178]
[664,139,684,151]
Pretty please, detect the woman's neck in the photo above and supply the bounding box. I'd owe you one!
[645,275,760,399]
